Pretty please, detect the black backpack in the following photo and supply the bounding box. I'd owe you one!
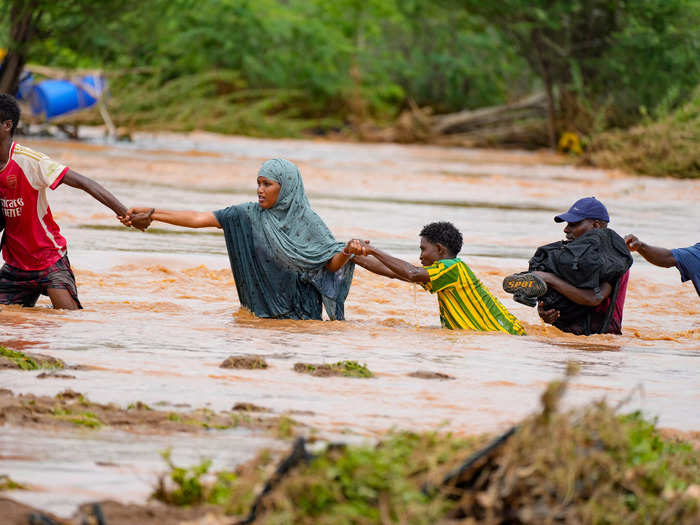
[528,228,632,333]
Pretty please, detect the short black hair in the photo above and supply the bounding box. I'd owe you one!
[420,221,463,257]
[0,94,20,136]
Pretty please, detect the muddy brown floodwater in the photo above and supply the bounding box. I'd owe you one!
[1,130,698,517]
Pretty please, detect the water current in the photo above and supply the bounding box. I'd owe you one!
[1,131,698,516]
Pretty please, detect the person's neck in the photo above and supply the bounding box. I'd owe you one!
[0,136,12,167]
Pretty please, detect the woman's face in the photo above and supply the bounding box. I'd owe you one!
[257,176,281,209]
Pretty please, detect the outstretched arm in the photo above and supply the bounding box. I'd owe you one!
[625,234,676,268]
[124,207,220,229]
[62,169,127,217]
[363,244,429,283]
[353,254,409,281]
[62,170,152,230]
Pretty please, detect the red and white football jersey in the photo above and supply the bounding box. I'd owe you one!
[0,142,69,271]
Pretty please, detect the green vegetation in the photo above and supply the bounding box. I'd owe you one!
[585,87,700,178]
[150,371,700,523]
[0,346,40,370]
[0,345,64,370]
[0,474,27,491]
[459,0,700,144]
[153,449,261,515]
[50,407,103,429]
[293,360,373,378]
[275,415,297,439]
[2,0,698,175]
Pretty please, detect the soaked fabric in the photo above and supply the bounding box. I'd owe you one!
[591,270,629,334]
[421,258,525,335]
[255,159,346,272]
[671,243,700,296]
[0,254,81,308]
[0,142,69,271]
[214,174,354,320]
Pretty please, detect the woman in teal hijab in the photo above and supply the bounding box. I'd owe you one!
[124,159,357,320]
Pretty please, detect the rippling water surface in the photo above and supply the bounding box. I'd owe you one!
[1,131,698,515]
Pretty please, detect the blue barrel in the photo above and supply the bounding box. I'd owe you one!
[30,75,106,119]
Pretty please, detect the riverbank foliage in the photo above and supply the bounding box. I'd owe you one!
[1,0,699,176]
[585,87,700,179]
[152,375,700,523]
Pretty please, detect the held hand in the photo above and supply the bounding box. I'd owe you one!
[538,302,560,324]
[344,238,371,256]
[128,211,153,231]
[120,207,154,231]
[624,234,642,252]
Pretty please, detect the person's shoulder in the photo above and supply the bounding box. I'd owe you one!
[441,258,467,272]
[12,143,48,162]
[680,243,700,253]
[425,258,461,277]
[214,202,255,220]
[672,243,700,262]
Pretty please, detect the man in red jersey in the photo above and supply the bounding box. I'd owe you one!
[0,94,148,309]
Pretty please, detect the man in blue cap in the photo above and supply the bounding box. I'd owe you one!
[504,197,630,335]
[624,235,699,297]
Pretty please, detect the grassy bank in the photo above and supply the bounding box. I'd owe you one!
[152,370,700,524]
[585,88,700,179]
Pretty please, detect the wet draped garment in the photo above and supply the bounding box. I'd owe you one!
[213,159,354,320]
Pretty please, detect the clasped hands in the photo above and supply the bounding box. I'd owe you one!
[118,207,154,231]
[344,238,372,256]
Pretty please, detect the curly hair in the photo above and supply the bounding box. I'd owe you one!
[0,94,20,136]
[420,221,463,257]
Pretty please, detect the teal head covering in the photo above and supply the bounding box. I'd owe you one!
[254,159,344,272]
[213,159,354,320]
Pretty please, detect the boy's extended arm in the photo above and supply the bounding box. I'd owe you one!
[364,246,430,283]
[62,169,127,217]
[353,254,409,281]
[62,169,151,231]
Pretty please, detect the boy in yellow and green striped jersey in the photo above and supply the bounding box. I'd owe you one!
[351,221,525,335]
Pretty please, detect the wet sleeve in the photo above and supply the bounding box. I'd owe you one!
[671,244,700,284]
[213,205,239,231]
[423,261,458,293]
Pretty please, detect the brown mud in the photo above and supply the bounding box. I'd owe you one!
[220,355,268,369]
[36,372,77,379]
[408,370,456,380]
[0,388,298,435]
[0,497,226,525]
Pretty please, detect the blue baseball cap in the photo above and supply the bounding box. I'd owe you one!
[554,197,609,223]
